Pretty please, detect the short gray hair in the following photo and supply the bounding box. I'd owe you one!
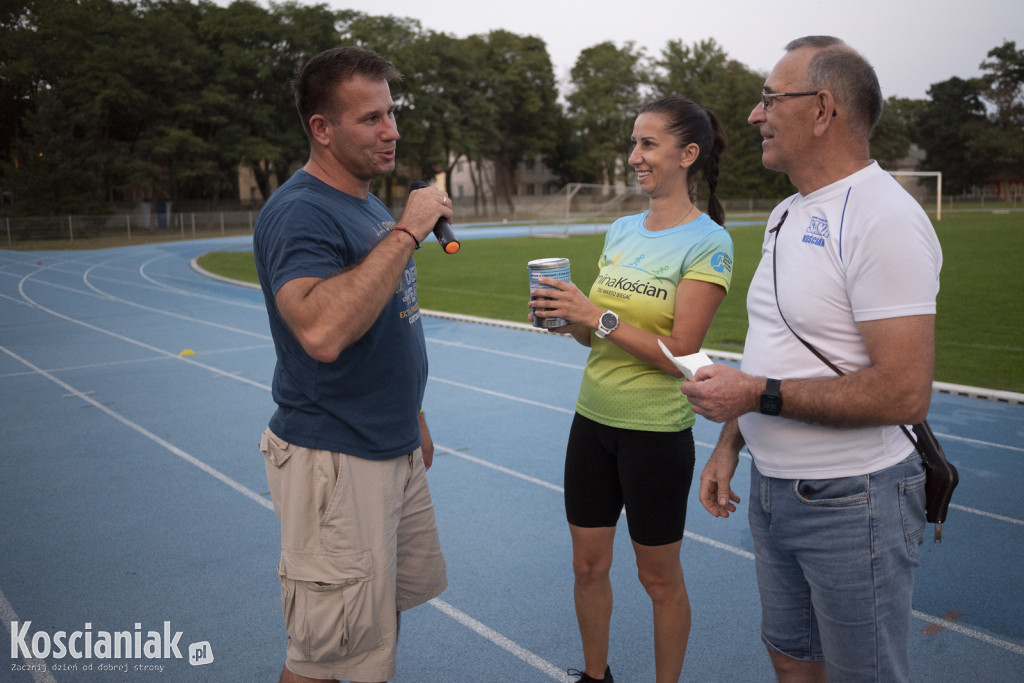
[785,36,883,135]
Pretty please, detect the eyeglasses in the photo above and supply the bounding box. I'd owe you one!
[760,90,820,110]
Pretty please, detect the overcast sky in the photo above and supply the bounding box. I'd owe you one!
[292,0,1023,101]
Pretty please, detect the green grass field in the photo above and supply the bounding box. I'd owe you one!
[199,211,1023,394]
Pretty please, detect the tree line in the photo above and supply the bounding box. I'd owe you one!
[2,0,1021,217]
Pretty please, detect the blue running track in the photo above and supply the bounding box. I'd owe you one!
[2,236,1022,682]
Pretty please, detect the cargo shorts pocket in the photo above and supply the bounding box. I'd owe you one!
[260,428,292,468]
[280,549,381,662]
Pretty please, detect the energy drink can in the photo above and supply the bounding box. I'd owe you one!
[528,258,571,328]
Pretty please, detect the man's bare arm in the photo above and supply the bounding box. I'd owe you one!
[683,314,935,427]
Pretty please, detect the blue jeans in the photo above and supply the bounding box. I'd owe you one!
[748,454,926,682]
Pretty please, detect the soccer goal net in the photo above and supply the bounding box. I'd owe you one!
[527,183,649,237]
[890,171,942,220]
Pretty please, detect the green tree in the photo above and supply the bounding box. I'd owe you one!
[871,96,926,170]
[337,9,427,203]
[0,0,38,204]
[398,32,495,202]
[653,38,789,201]
[136,0,224,205]
[566,41,648,186]
[2,0,162,213]
[478,30,561,213]
[917,77,989,194]
[974,40,1024,190]
[197,0,339,203]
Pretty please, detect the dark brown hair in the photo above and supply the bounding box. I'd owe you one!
[639,97,728,226]
[293,47,401,139]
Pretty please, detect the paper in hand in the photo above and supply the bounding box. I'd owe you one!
[657,339,713,381]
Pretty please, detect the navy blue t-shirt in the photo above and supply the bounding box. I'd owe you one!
[253,170,427,460]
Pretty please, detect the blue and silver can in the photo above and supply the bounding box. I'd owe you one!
[528,257,571,328]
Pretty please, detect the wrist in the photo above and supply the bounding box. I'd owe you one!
[393,226,420,249]
[759,377,783,416]
[595,310,619,338]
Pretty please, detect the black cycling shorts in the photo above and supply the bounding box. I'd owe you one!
[564,413,695,546]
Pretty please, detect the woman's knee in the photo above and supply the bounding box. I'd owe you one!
[633,543,685,600]
[572,553,612,584]
[570,525,615,583]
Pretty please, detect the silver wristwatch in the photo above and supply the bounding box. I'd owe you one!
[595,310,619,338]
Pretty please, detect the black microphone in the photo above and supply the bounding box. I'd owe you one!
[409,180,460,254]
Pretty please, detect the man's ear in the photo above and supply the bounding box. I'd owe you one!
[813,90,838,135]
[308,114,331,147]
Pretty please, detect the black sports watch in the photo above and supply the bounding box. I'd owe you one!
[595,310,619,338]
[760,378,783,416]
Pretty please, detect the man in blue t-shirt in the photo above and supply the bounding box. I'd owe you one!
[253,47,450,683]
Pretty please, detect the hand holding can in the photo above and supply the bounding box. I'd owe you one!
[528,258,571,328]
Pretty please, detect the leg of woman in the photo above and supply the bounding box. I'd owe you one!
[569,523,617,680]
[619,427,694,682]
[565,415,622,680]
[633,540,690,683]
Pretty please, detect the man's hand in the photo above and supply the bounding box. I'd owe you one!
[418,411,434,470]
[681,364,761,423]
[398,185,453,246]
[699,450,741,518]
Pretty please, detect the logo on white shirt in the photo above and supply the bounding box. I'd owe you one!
[802,216,829,247]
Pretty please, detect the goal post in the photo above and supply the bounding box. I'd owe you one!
[890,171,942,221]
[527,182,646,237]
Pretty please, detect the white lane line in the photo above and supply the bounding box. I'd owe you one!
[0,291,37,307]
[0,345,273,513]
[0,588,57,683]
[428,598,574,682]
[935,432,1024,454]
[435,445,1024,656]
[428,374,1019,528]
[429,376,574,415]
[16,274,271,392]
[437,447,565,493]
[436,445,754,560]
[426,336,585,370]
[947,504,1024,526]
[2,348,569,681]
[6,267,1023,665]
[77,257,271,340]
[911,610,1024,655]
[0,345,274,381]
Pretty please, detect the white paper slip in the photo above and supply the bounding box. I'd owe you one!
[657,340,713,380]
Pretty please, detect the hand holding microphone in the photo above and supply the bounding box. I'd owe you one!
[409,180,460,254]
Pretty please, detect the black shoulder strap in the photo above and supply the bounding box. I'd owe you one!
[769,206,919,446]
[769,205,845,377]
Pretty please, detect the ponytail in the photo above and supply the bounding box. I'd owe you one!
[639,98,729,227]
[702,108,727,227]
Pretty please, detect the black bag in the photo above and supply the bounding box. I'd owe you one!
[902,422,959,542]
[769,208,958,543]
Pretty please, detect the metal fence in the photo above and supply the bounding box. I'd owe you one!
[3,210,261,245]
[5,193,1008,248]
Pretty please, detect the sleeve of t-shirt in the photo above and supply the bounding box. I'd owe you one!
[262,202,351,297]
[682,228,735,293]
[844,205,942,322]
